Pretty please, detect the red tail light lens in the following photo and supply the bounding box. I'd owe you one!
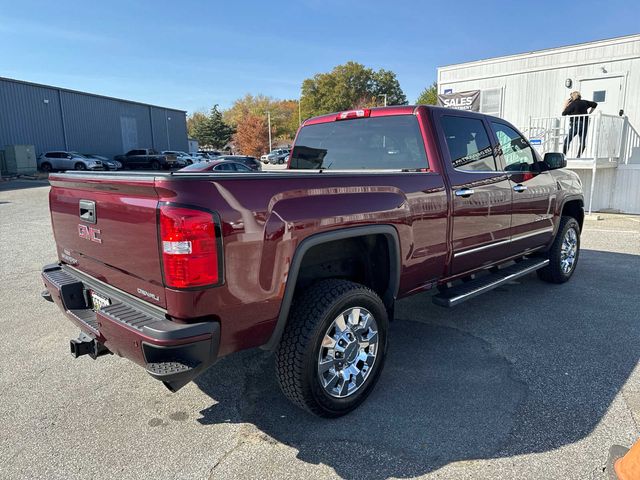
[159,205,220,288]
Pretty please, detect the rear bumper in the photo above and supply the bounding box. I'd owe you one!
[41,263,220,391]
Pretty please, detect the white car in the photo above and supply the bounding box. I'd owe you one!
[37,151,104,172]
[190,152,209,163]
[162,151,196,165]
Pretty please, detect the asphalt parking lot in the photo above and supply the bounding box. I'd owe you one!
[1,180,639,480]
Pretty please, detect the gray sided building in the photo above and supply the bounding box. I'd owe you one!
[0,77,188,158]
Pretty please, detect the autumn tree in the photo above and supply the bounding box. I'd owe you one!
[189,105,234,149]
[300,62,407,118]
[416,81,439,105]
[224,94,300,143]
[233,114,269,157]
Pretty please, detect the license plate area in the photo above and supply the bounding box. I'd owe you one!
[89,289,111,311]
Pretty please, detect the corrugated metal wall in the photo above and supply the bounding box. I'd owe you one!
[0,78,188,158]
[0,80,66,153]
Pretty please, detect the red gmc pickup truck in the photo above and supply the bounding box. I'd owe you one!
[42,106,584,417]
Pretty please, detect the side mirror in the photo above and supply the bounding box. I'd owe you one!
[543,152,566,170]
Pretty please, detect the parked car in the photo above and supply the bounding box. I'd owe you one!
[212,155,262,171]
[198,150,221,159]
[41,105,584,417]
[162,151,195,165]
[114,149,177,170]
[37,151,104,172]
[261,148,289,164]
[83,154,122,171]
[191,153,209,162]
[178,160,255,172]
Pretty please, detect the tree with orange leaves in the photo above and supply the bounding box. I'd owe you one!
[233,114,269,157]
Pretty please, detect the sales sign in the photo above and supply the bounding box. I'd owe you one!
[437,90,481,112]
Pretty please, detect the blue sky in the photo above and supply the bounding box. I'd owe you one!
[1,0,638,114]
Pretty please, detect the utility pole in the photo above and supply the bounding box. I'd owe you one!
[378,94,388,107]
[298,99,302,125]
[267,111,272,152]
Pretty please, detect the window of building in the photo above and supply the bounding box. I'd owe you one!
[491,122,536,172]
[441,116,497,171]
[480,88,503,116]
[593,90,606,102]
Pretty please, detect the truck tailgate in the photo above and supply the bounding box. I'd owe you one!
[48,174,166,308]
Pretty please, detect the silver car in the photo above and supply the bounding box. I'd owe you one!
[261,148,290,164]
[37,151,104,172]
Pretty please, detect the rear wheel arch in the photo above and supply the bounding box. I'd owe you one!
[261,225,401,351]
[560,197,585,231]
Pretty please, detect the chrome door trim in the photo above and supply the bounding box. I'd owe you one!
[453,238,511,258]
[453,226,554,258]
[511,226,554,242]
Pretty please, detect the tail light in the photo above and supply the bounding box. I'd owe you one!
[158,205,222,288]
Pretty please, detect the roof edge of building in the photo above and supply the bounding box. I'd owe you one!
[437,32,640,72]
[0,76,187,113]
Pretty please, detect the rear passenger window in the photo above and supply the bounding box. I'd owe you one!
[491,122,537,172]
[441,116,496,171]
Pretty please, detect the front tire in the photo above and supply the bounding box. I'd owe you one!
[537,216,581,283]
[275,279,388,417]
[150,160,160,170]
[74,162,87,171]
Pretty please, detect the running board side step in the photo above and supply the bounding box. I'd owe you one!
[433,258,549,308]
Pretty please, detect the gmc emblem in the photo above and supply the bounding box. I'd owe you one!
[78,224,102,244]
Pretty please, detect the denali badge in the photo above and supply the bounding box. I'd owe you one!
[78,224,102,243]
[137,288,160,302]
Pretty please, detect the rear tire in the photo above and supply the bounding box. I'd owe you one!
[537,216,580,283]
[40,162,52,173]
[74,162,87,171]
[275,279,388,417]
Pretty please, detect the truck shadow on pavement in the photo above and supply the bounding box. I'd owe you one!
[194,249,640,478]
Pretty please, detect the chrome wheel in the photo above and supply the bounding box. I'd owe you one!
[560,227,578,274]
[317,307,379,398]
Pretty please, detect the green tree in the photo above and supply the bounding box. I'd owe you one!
[416,81,439,105]
[300,61,407,118]
[187,111,207,139]
[191,105,235,149]
[372,68,407,106]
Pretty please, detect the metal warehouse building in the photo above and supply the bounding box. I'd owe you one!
[437,34,640,214]
[0,77,188,159]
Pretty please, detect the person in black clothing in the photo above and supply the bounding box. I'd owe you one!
[562,91,597,157]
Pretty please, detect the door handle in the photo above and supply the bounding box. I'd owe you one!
[513,184,528,192]
[455,188,475,197]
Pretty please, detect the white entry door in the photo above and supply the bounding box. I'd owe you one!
[579,77,624,115]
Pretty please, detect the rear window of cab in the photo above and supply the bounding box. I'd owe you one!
[290,115,428,170]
